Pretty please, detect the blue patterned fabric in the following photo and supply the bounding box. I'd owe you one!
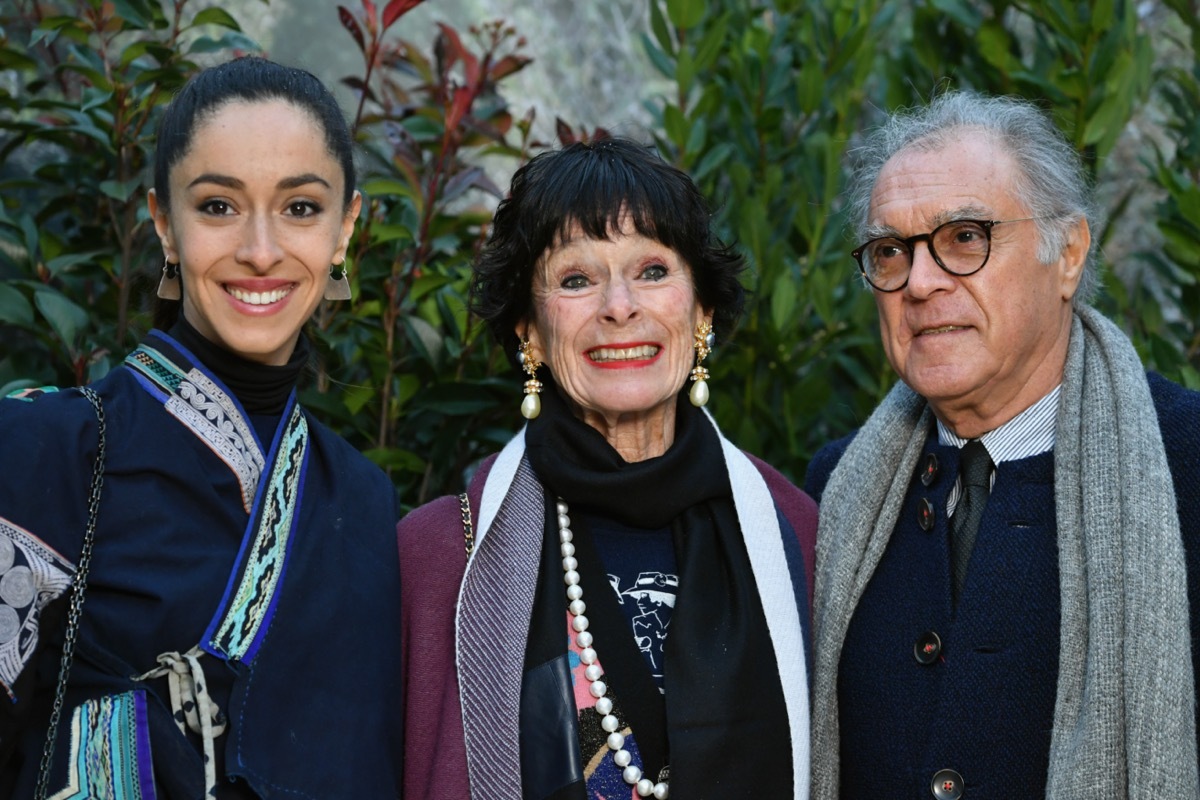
[0,330,403,799]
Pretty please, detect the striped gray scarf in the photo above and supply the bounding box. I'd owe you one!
[810,305,1197,798]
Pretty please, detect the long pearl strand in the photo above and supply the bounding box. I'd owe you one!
[557,499,669,799]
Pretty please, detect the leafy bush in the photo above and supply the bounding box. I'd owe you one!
[2,0,1197,504]
[0,0,254,391]
[643,0,1200,480]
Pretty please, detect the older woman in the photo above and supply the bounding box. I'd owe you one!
[0,58,402,798]
[399,138,816,799]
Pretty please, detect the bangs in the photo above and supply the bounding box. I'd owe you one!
[534,144,693,255]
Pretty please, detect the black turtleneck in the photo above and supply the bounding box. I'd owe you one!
[168,317,309,416]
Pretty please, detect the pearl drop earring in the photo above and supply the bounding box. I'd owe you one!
[689,322,714,408]
[518,338,543,419]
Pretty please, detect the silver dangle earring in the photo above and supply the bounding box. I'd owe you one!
[157,258,181,300]
[518,338,543,420]
[325,261,352,301]
[689,321,714,407]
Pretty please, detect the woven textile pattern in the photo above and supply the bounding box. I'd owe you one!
[457,458,544,800]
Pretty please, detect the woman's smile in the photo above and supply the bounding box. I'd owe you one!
[224,280,297,309]
[586,342,662,367]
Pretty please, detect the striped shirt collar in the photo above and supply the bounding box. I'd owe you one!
[937,384,1061,464]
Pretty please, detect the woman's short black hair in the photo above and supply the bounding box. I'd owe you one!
[153,56,356,211]
[471,137,745,363]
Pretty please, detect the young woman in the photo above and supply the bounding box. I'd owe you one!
[0,57,403,799]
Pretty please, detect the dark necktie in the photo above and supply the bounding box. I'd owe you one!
[951,439,994,603]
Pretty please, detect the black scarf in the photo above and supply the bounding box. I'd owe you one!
[523,381,792,798]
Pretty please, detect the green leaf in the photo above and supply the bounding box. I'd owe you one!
[99,178,141,202]
[676,47,695,99]
[411,275,453,303]
[1089,0,1115,33]
[663,104,689,150]
[363,447,425,473]
[186,32,261,56]
[34,288,88,345]
[111,0,154,29]
[45,252,104,276]
[649,0,674,55]
[190,7,242,31]
[693,13,729,71]
[770,270,798,334]
[395,373,421,410]
[977,20,1013,72]
[684,115,706,158]
[18,215,39,263]
[1081,93,1128,149]
[666,0,705,30]
[0,283,34,327]
[692,142,735,181]
[364,223,416,246]
[929,0,982,29]
[795,59,824,115]
[342,383,375,414]
[641,33,676,80]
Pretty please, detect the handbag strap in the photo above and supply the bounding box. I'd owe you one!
[459,492,474,556]
[35,386,106,800]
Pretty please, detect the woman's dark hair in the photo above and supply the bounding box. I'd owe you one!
[154,56,355,209]
[471,137,746,363]
[151,56,356,328]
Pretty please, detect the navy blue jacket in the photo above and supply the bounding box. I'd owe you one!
[0,331,404,799]
[804,373,1200,799]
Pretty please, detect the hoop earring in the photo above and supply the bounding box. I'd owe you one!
[518,338,543,420]
[157,259,181,300]
[689,321,714,407]
[325,261,352,301]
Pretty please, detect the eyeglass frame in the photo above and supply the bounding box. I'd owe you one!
[851,217,1040,293]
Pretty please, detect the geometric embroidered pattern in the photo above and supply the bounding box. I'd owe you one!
[126,345,264,512]
[4,385,59,401]
[205,402,309,663]
[49,690,158,800]
[0,515,75,701]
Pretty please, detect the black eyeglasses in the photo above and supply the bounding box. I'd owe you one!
[851,217,1038,292]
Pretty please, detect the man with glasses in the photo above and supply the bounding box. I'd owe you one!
[805,91,1200,799]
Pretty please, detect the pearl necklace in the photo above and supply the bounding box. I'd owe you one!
[557,498,670,799]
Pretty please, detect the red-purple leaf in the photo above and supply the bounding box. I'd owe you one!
[340,76,378,104]
[382,0,424,30]
[555,117,577,147]
[445,85,473,133]
[436,22,479,85]
[441,166,484,204]
[361,0,378,31]
[489,54,531,82]
[338,6,366,52]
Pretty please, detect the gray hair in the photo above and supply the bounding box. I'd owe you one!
[846,90,1102,305]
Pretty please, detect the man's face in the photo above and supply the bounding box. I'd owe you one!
[868,133,1088,436]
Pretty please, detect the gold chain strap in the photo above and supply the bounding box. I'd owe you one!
[459,492,474,557]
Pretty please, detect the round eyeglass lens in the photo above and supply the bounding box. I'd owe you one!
[932,220,991,274]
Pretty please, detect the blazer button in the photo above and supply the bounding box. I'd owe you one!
[918,498,935,531]
[920,452,939,486]
[931,768,964,799]
[914,631,942,665]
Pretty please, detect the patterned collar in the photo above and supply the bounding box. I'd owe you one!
[937,384,1061,464]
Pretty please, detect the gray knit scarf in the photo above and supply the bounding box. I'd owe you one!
[810,305,1198,799]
